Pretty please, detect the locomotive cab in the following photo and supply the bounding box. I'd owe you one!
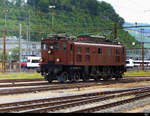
[41,40,68,64]
[40,35,74,82]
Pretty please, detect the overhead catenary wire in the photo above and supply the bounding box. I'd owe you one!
[2,25,150,34]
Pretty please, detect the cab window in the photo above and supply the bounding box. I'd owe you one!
[78,47,81,53]
[42,43,47,50]
[49,43,54,49]
[70,44,73,53]
[122,48,125,54]
[55,42,60,51]
[63,43,67,51]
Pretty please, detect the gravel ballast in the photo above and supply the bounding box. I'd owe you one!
[0,80,150,113]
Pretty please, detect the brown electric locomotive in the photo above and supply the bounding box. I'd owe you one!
[40,34,126,83]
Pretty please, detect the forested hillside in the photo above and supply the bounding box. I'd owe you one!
[0,0,139,48]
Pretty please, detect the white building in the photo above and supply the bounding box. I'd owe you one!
[0,36,41,57]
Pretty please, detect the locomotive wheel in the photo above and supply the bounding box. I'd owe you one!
[102,75,109,81]
[115,74,122,81]
[57,72,68,83]
[47,77,53,83]
[103,75,113,81]
[44,74,48,81]
[45,74,53,83]
[73,72,80,82]
[94,76,101,81]
[82,73,89,82]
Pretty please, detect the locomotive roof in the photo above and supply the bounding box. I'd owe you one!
[42,34,120,45]
[46,34,76,40]
[73,42,123,48]
[77,34,105,39]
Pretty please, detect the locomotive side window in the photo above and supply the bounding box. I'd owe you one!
[42,43,47,50]
[116,49,120,55]
[85,55,90,62]
[122,48,125,54]
[55,42,60,51]
[98,48,102,54]
[77,55,82,62]
[86,47,90,54]
[70,44,73,53]
[78,47,81,53]
[108,48,112,56]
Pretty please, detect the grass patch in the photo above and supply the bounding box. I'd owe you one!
[124,70,150,76]
[0,70,149,79]
[0,72,43,79]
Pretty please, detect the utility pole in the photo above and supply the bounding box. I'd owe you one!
[49,5,55,32]
[4,12,7,27]
[141,29,144,71]
[26,25,29,56]
[2,9,8,73]
[51,10,54,31]
[2,9,8,28]
[114,23,118,43]
[142,41,144,71]
[28,11,31,56]
[19,24,22,72]
[2,30,6,73]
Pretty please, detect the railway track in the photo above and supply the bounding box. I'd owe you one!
[0,82,50,88]
[0,75,149,84]
[0,76,150,88]
[0,82,98,96]
[0,78,44,83]
[0,86,150,113]
[71,92,150,113]
[0,76,150,96]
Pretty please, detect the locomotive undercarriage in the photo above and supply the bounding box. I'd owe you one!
[41,64,125,83]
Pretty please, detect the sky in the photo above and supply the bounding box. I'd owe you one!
[99,0,150,24]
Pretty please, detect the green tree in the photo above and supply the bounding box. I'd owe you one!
[27,0,40,7]
[15,0,25,7]
[0,51,9,62]
[11,47,19,61]
[98,1,124,26]
[0,0,138,49]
